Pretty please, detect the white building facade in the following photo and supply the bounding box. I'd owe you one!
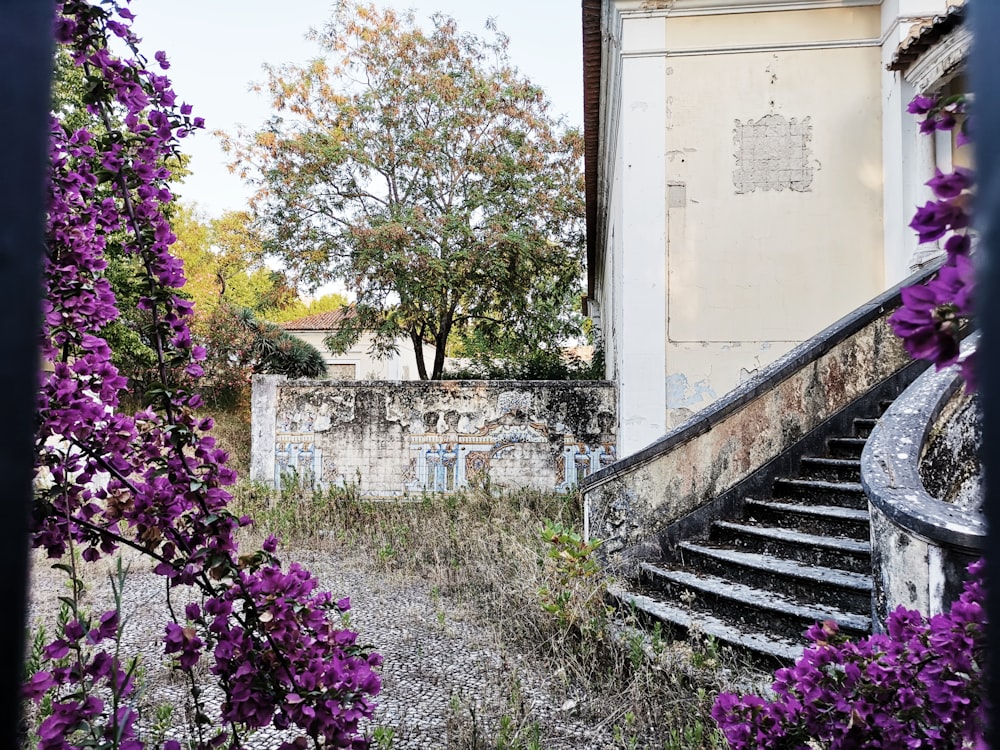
[584,0,969,456]
[282,308,436,380]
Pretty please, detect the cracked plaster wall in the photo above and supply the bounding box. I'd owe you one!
[598,4,886,444]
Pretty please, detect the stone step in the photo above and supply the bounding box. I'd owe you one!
[827,436,868,458]
[677,542,873,612]
[798,456,862,482]
[853,417,879,439]
[638,564,871,642]
[743,498,870,540]
[609,583,804,665]
[711,521,871,573]
[771,478,868,509]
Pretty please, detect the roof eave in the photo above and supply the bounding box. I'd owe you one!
[583,0,603,302]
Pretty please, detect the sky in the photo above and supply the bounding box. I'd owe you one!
[134,0,585,219]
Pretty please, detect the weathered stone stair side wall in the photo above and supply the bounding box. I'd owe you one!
[862,335,985,627]
[582,263,943,563]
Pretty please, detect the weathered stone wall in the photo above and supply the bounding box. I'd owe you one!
[920,392,982,509]
[583,306,913,562]
[251,377,616,496]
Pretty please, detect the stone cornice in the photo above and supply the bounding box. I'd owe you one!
[905,23,970,92]
[615,0,879,17]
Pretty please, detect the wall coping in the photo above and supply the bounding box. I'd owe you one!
[581,258,945,490]
[255,377,615,388]
[861,333,985,553]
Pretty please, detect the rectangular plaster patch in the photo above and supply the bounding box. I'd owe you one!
[733,114,813,194]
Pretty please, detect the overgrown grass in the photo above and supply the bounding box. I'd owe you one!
[205,406,252,477]
[232,480,751,748]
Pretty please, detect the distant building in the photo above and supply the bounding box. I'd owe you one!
[281,307,436,380]
[583,0,969,456]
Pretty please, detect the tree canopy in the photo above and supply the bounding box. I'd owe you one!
[168,206,333,406]
[223,1,585,379]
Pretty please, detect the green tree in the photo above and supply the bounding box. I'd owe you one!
[197,304,327,409]
[223,1,585,379]
[170,205,299,317]
[167,206,329,406]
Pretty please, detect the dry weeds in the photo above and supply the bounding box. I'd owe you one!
[231,481,756,749]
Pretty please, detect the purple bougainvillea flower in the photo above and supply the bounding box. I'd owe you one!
[927,167,974,200]
[935,252,975,314]
[909,200,969,244]
[935,111,958,131]
[944,233,971,257]
[889,282,961,367]
[23,670,55,701]
[907,94,937,115]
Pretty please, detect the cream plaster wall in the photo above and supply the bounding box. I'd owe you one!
[285,329,434,381]
[606,3,887,430]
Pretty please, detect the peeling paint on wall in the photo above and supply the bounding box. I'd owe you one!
[733,114,814,194]
[666,372,716,409]
[666,372,718,429]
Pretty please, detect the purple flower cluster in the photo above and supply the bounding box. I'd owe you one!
[198,565,381,744]
[712,560,987,749]
[889,94,976,389]
[907,93,971,145]
[29,3,381,748]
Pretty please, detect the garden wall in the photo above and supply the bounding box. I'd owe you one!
[250,376,617,496]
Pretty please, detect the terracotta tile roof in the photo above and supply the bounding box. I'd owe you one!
[888,1,966,72]
[280,305,356,331]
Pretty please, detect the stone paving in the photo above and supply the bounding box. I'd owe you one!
[27,548,620,749]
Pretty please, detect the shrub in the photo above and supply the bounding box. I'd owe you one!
[32,3,379,748]
[712,560,987,749]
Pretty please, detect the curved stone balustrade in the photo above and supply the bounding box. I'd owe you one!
[861,333,984,628]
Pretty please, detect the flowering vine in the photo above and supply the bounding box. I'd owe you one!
[30,2,381,748]
[712,561,987,750]
[890,93,976,388]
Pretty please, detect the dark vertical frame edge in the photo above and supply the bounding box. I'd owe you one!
[0,1,54,744]
[970,1,999,746]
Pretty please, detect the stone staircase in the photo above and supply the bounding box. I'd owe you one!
[611,400,895,665]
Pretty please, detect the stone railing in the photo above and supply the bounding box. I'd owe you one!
[582,261,943,563]
[861,334,984,626]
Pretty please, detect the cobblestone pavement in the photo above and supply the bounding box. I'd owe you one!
[28,549,620,750]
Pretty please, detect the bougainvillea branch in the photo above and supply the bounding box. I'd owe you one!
[712,560,987,750]
[890,93,976,389]
[31,3,381,748]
